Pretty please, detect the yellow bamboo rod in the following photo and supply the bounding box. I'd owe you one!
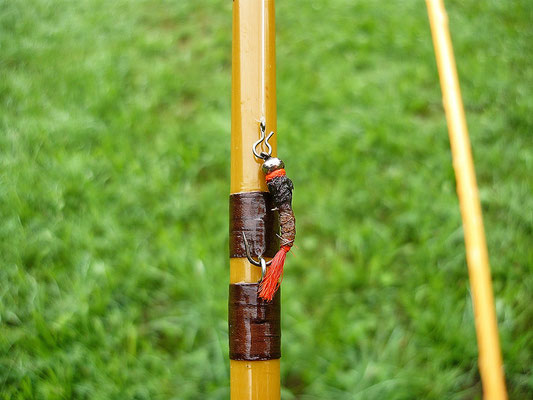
[230,1,280,399]
[425,1,507,399]
[231,0,277,195]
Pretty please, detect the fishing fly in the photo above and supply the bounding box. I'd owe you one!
[248,118,296,301]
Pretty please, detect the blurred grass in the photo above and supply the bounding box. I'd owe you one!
[0,0,532,398]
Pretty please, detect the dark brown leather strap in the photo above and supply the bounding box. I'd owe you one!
[229,192,279,258]
[228,283,281,360]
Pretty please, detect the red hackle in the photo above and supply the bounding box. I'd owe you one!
[259,245,290,301]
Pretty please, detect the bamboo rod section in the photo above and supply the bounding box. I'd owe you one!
[230,0,277,195]
[230,360,280,400]
[425,1,507,399]
[230,1,280,399]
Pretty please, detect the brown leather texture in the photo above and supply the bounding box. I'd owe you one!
[228,283,281,360]
[229,192,279,258]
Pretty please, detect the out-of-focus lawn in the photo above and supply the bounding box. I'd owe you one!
[1,0,531,398]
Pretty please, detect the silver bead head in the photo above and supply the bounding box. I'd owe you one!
[262,157,284,174]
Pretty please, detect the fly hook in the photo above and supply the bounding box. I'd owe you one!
[242,233,271,280]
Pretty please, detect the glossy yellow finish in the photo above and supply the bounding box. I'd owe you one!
[426,1,507,399]
[230,0,277,194]
[230,1,280,399]
[230,258,263,284]
[230,360,281,400]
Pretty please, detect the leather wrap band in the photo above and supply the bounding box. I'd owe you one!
[229,192,279,258]
[228,283,281,360]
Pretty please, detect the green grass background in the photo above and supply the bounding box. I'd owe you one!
[1,0,532,398]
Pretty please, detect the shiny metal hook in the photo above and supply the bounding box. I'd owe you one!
[259,257,267,281]
[242,233,272,273]
[252,118,274,159]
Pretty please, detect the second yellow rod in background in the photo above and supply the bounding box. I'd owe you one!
[425,1,507,399]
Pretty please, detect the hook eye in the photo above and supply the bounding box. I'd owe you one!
[252,129,266,159]
[263,131,274,157]
[252,119,274,159]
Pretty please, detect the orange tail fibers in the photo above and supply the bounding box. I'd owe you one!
[259,245,290,301]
